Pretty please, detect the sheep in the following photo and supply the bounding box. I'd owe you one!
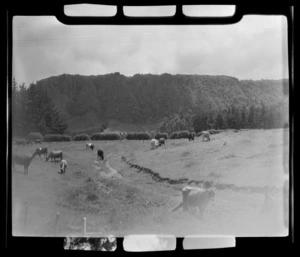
[12,151,38,175]
[46,150,63,162]
[170,186,215,219]
[202,131,211,141]
[59,159,68,174]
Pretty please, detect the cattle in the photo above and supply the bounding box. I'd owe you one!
[151,139,160,149]
[202,131,211,141]
[59,159,68,174]
[86,143,94,150]
[12,151,38,175]
[35,147,48,158]
[46,150,63,162]
[97,149,104,160]
[158,138,165,146]
[187,133,195,141]
[170,186,215,219]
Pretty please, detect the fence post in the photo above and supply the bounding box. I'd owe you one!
[83,217,86,236]
[55,212,60,236]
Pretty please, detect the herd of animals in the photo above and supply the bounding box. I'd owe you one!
[12,131,219,218]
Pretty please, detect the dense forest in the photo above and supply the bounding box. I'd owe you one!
[12,73,289,136]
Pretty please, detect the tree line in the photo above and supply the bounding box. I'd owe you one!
[12,79,68,137]
[159,103,288,134]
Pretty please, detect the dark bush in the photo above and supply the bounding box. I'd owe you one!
[44,134,72,142]
[170,130,190,139]
[154,133,168,140]
[74,133,90,141]
[27,132,43,141]
[91,133,120,140]
[126,132,151,140]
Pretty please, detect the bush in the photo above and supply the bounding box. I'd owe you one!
[154,133,168,140]
[126,132,151,140]
[74,133,90,141]
[170,130,190,139]
[91,133,120,140]
[44,134,72,142]
[27,132,43,141]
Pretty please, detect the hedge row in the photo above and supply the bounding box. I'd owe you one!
[74,133,90,141]
[27,132,43,141]
[154,133,168,140]
[91,133,121,140]
[170,130,191,139]
[43,134,72,142]
[126,132,151,140]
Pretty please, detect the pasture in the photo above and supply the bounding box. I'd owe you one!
[12,129,289,237]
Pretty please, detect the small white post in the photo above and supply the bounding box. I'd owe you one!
[83,217,86,236]
[55,212,60,236]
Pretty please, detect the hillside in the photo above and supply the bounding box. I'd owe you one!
[35,73,289,131]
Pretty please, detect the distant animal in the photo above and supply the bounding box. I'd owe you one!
[187,133,195,141]
[59,159,68,174]
[46,150,63,162]
[86,143,94,150]
[97,149,104,160]
[151,139,160,149]
[35,139,41,144]
[159,138,165,146]
[202,131,211,141]
[35,147,48,157]
[15,140,26,145]
[12,151,38,175]
[170,186,215,219]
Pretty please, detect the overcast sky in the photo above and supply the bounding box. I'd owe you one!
[12,6,288,85]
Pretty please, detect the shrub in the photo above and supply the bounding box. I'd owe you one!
[74,133,90,141]
[44,134,72,142]
[27,132,43,141]
[170,130,190,139]
[126,132,151,140]
[154,133,168,140]
[91,133,120,140]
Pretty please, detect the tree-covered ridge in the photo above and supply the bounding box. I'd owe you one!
[13,73,288,135]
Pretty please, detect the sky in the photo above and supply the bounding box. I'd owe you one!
[12,5,289,86]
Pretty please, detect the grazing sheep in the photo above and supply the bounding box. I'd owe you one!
[12,151,38,175]
[86,143,94,150]
[46,150,63,162]
[35,147,48,158]
[170,186,215,219]
[151,139,160,149]
[202,131,211,141]
[97,149,104,160]
[59,159,68,174]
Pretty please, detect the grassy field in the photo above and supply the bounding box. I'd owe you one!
[11,129,289,237]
